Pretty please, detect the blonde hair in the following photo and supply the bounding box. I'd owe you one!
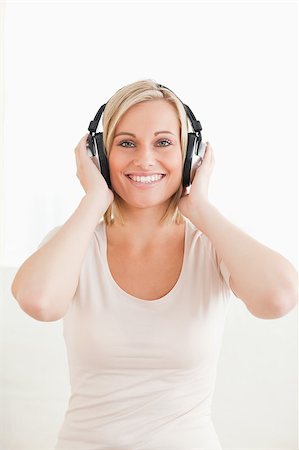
[102,79,189,226]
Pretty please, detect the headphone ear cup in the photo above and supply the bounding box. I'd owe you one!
[94,133,112,189]
[182,133,200,187]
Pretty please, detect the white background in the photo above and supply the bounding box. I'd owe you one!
[0,1,297,449]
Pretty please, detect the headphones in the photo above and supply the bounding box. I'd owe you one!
[87,83,206,190]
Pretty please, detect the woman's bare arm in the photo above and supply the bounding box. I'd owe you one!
[11,194,108,322]
[11,133,114,322]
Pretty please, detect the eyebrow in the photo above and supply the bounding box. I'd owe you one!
[113,131,175,139]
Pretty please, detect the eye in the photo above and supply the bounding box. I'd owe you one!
[157,139,172,147]
[119,140,135,148]
[118,139,172,148]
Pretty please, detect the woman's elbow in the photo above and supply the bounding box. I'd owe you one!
[271,285,298,317]
[12,289,64,322]
[18,301,64,322]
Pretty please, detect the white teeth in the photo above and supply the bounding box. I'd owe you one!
[128,174,164,183]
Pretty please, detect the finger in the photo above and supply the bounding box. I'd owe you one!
[75,133,89,160]
[207,143,215,165]
[202,142,214,166]
[81,133,90,152]
[204,142,211,157]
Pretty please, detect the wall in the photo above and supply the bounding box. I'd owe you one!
[1,1,297,449]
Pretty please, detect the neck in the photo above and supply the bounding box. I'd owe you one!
[107,200,183,250]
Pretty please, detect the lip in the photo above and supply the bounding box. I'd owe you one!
[124,172,166,176]
[125,174,166,189]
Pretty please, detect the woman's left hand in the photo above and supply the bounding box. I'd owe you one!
[178,141,215,222]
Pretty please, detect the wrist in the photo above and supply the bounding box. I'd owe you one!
[83,193,110,218]
[187,200,215,233]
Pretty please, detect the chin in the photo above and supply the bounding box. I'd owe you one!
[126,193,180,212]
[122,197,171,210]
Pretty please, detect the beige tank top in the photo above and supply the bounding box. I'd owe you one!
[38,217,232,449]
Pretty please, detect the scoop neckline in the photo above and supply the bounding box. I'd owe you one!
[101,219,188,304]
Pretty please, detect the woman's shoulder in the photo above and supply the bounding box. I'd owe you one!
[184,218,218,258]
[37,225,62,249]
[92,218,106,249]
[38,219,105,251]
[184,217,204,241]
[184,218,231,290]
[95,217,105,233]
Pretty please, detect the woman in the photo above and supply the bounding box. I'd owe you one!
[11,80,298,449]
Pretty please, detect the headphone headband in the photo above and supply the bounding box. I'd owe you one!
[88,103,107,134]
[88,83,202,138]
[158,84,202,133]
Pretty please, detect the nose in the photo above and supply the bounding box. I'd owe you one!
[133,147,155,169]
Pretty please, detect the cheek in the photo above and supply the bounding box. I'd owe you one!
[168,154,183,178]
[107,155,117,188]
[108,152,125,178]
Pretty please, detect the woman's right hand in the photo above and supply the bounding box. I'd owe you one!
[75,133,114,208]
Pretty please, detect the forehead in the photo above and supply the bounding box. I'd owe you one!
[115,99,180,133]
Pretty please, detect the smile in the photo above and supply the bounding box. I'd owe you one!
[125,174,166,188]
[128,174,164,183]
